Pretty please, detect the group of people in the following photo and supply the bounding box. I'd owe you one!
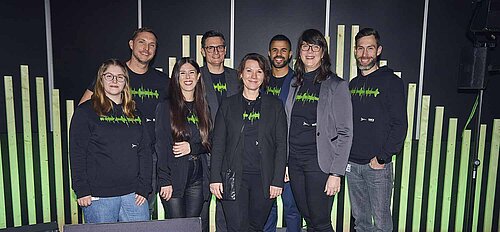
[69,26,407,232]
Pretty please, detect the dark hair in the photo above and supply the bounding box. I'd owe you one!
[268,34,292,51]
[131,27,158,42]
[168,57,211,150]
[237,53,271,90]
[92,59,135,118]
[201,30,226,48]
[294,29,333,86]
[355,28,381,47]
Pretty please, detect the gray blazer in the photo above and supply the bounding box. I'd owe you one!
[200,66,240,122]
[285,75,353,176]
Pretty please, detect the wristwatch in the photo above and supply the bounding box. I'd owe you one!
[376,156,386,164]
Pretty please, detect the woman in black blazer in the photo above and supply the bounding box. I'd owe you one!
[155,58,212,221]
[210,53,287,232]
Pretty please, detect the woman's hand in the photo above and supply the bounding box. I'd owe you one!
[160,185,173,201]
[77,195,92,207]
[173,142,191,157]
[269,186,283,199]
[210,183,224,199]
[324,175,341,196]
[135,194,147,206]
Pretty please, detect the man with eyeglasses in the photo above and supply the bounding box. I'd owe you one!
[199,30,240,232]
[264,34,302,232]
[79,27,169,218]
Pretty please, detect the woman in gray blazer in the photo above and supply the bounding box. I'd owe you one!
[285,29,353,232]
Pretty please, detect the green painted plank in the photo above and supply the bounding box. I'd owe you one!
[343,182,351,231]
[36,77,50,222]
[210,195,216,232]
[157,195,165,220]
[66,100,78,224]
[52,89,65,228]
[426,106,444,231]
[277,195,283,228]
[398,83,417,230]
[455,130,471,231]
[440,118,458,231]
[4,76,22,226]
[0,132,6,228]
[472,124,487,231]
[484,119,499,230]
[331,192,338,230]
[21,65,36,224]
[412,95,430,232]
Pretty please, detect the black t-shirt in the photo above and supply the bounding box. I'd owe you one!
[289,70,321,157]
[185,101,202,153]
[210,72,227,104]
[88,66,169,150]
[266,75,286,96]
[242,95,262,174]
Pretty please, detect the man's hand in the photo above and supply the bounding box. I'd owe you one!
[370,156,385,169]
[135,194,147,206]
[77,195,92,207]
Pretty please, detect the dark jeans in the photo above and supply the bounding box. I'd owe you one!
[289,155,334,232]
[161,159,204,218]
[222,173,274,232]
[346,162,393,232]
[264,182,302,232]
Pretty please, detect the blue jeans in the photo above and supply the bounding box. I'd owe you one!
[82,192,150,223]
[264,182,301,232]
[346,162,393,232]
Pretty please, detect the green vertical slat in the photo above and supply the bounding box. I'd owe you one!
[472,124,487,231]
[425,106,444,231]
[398,83,417,230]
[52,89,65,228]
[21,65,36,224]
[331,193,338,230]
[4,76,22,226]
[484,119,499,230]
[36,77,50,222]
[455,130,471,231]
[277,195,283,227]
[157,195,165,220]
[66,100,78,224]
[412,95,430,232]
[0,135,6,228]
[343,182,351,231]
[440,118,458,231]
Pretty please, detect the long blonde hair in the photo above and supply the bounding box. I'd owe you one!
[91,59,136,117]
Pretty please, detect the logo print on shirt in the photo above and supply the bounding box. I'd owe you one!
[350,87,380,97]
[243,110,260,122]
[187,114,199,126]
[295,91,319,103]
[131,85,160,100]
[99,115,142,125]
[213,81,227,94]
[266,86,281,96]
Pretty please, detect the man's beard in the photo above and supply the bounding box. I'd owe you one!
[271,56,289,69]
[356,57,377,71]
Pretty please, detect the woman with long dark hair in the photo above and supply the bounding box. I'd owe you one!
[285,29,353,232]
[155,57,212,221]
[70,59,152,223]
[210,53,287,232]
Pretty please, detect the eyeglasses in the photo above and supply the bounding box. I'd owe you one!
[301,44,321,52]
[102,73,126,83]
[204,45,226,53]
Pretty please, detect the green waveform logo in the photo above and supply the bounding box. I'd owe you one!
[295,91,319,103]
[350,87,380,97]
[187,114,199,126]
[99,115,142,125]
[243,110,260,122]
[131,86,160,100]
[266,86,281,96]
[213,81,227,94]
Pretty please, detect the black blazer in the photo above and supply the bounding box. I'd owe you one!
[200,66,240,122]
[155,100,211,200]
[210,92,287,198]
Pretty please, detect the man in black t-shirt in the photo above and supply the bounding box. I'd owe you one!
[79,27,169,217]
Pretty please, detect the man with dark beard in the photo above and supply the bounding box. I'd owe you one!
[263,34,301,232]
[347,27,407,231]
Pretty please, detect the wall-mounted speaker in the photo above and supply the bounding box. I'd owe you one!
[458,46,488,90]
[471,0,500,33]
[63,217,202,232]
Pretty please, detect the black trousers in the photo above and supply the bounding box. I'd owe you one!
[162,159,204,219]
[289,155,334,232]
[222,173,274,232]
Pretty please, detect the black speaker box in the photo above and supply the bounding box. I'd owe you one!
[0,222,59,232]
[63,217,202,232]
[458,46,488,90]
[471,0,500,33]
